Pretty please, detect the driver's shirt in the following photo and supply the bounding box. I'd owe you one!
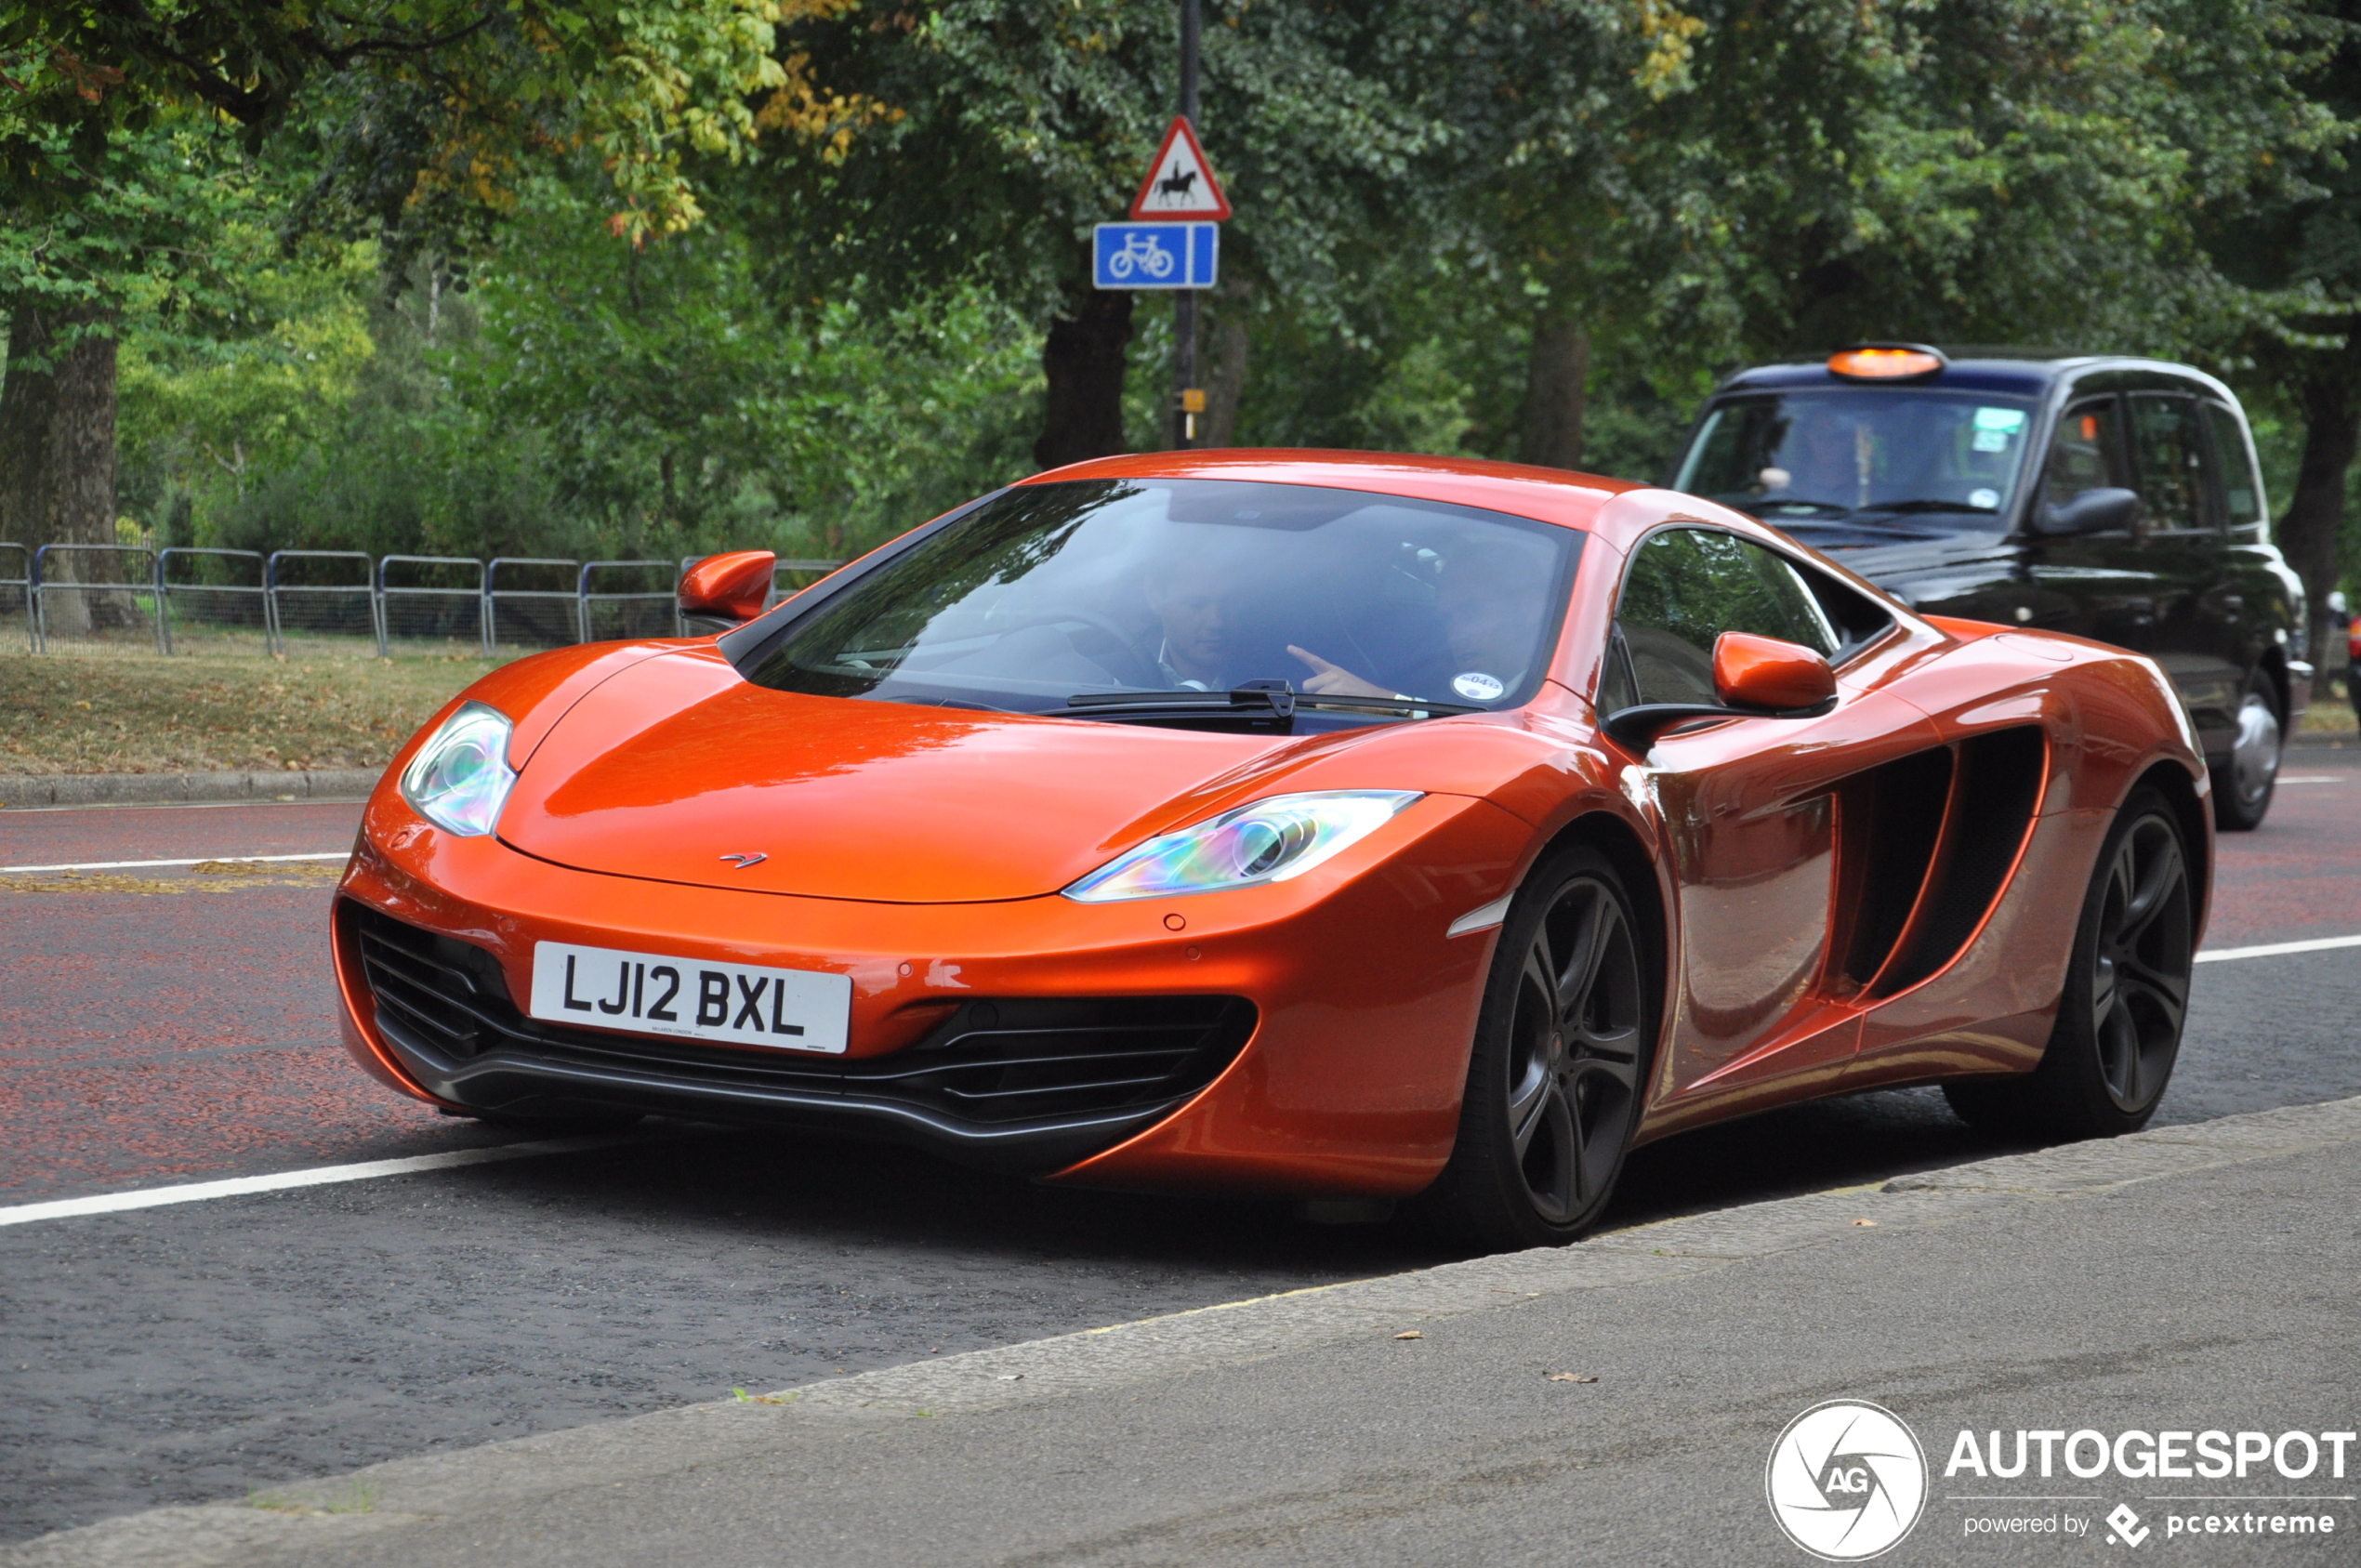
[1154,640,1217,692]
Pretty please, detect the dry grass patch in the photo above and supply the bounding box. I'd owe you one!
[0,652,498,775]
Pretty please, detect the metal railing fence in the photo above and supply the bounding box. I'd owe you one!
[156,548,268,655]
[486,557,581,652]
[265,550,381,656]
[0,544,28,652]
[579,560,681,642]
[378,556,488,654]
[4,546,848,658]
[32,544,159,653]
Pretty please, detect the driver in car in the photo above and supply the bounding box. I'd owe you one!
[1286,537,1554,704]
[1145,552,1244,691]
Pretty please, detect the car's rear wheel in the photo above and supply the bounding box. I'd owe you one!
[2211,669,2282,831]
[1944,787,2194,1138]
[1416,845,1655,1250]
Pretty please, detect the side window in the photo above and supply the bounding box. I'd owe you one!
[2201,402,2264,529]
[1612,528,1840,707]
[2128,393,2209,532]
[2038,397,2127,512]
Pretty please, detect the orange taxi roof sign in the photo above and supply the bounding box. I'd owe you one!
[1827,345,1946,380]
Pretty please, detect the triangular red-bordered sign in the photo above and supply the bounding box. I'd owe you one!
[1128,116,1231,220]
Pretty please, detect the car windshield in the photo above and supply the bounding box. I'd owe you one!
[744,479,1583,729]
[1674,389,2039,530]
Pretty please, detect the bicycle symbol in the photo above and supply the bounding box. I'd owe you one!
[1106,231,1176,281]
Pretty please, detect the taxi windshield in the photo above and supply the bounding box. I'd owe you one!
[745,478,1582,729]
[1675,389,2038,531]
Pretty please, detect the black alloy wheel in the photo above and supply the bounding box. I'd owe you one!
[1945,788,2194,1138]
[1418,844,1655,1249]
[2210,669,2282,832]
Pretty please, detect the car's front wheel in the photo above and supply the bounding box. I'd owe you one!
[1946,787,2194,1138]
[1417,844,1655,1250]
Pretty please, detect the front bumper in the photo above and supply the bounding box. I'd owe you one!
[332,787,1534,1195]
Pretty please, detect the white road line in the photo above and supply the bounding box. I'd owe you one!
[2278,775,2347,784]
[0,1136,633,1229]
[0,851,349,875]
[2196,933,2361,964]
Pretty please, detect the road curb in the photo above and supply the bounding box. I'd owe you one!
[2290,730,2356,750]
[9,1092,2359,1567]
[0,770,381,810]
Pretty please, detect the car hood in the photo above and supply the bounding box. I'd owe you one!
[496,650,1304,903]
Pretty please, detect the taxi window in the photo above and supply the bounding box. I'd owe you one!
[2201,402,2264,528]
[2129,394,2210,532]
[1611,527,1839,707]
[2038,398,2127,513]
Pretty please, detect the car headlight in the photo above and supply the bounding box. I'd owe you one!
[1063,790,1422,903]
[399,701,517,837]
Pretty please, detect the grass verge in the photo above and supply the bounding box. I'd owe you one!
[0,652,498,776]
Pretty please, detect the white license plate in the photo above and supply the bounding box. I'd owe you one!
[529,942,851,1054]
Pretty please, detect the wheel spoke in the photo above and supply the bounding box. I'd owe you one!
[1553,891,1614,1019]
[2116,835,2184,947]
[1529,1085,1576,1217]
[1509,1069,1554,1160]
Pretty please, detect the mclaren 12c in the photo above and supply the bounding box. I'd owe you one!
[333,452,2211,1247]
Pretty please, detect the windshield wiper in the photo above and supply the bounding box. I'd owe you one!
[1857,498,1998,515]
[1064,681,1478,722]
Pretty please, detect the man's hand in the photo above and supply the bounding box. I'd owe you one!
[1287,646,1394,699]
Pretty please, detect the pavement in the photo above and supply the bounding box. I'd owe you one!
[1,759,2356,1558]
[7,1094,2356,1567]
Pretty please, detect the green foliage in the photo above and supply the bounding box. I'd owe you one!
[117,167,1042,565]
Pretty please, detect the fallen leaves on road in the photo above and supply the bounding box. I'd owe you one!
[0,861,346,895]
[1392,1331,1423,1340]
[1546,1373,1599,1383]
[1852,1219,1880,1227]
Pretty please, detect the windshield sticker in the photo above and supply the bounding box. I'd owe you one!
[1969,488,2000,509]
[1453,671,1506,702]
[1972,407,2026,453]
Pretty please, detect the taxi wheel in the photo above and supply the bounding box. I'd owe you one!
[2210,670,2282,832]
[1945,789,2193,1139]
[1416,845,1655,1251]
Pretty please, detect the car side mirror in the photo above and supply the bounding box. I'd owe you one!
[679,550,776,631]
[1713,632,1837,711]
[1602,632,1839,747]
[2037,487,2140,537]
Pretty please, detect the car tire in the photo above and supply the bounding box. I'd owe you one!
[1942,787,2194,1139]
[2210,669,2282,832]
[1414,844,1656,1250]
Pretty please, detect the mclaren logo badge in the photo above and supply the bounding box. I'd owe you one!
[719,852,768,870]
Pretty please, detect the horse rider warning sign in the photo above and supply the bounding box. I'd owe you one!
[1129,116,1232,221]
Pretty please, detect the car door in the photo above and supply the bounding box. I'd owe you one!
[2129,389,2243,744]
[1603,526,1943,1108]
[2027,394,2166,652]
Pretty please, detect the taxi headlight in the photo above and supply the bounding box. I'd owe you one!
[1063,790,1421,903]
[399,701,517,837]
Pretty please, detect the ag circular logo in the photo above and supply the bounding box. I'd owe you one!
[1765,1400,1928,1561]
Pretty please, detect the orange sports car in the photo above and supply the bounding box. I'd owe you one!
[334,452,2209,1247]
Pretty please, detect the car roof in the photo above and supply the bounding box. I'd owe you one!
[1713,354,2235,402]
[1014,448,1643,532]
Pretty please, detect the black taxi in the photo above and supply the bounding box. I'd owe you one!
[1667,346,2311,828]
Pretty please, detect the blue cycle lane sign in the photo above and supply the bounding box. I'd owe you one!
[1093,222,1218,290]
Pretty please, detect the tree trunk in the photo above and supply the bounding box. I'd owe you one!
[0,305,59,547]
[1520,312,1590,471]
[0,304,122,638]
[1033,288,1133,471]
[1203,295,1250,449]
[2280,357,2361,700]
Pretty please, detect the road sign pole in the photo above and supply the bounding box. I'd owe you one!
[1172,0,1202,451]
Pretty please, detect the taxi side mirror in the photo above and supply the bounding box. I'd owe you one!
[679,550,776,631]
[1713,631,1837,711]
[2037,487,2140,537]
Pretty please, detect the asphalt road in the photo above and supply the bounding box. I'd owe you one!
[3,754,2357,1544]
